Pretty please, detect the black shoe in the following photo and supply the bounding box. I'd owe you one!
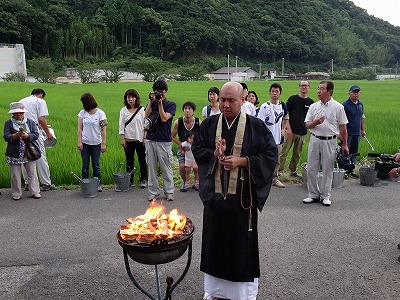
[41,184,54,191]
[349,172,359,178]
[24,184,29,191]
[290,172,301,178]
[346,172,359,179]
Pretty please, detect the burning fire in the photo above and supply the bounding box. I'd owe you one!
[119,202,187,243]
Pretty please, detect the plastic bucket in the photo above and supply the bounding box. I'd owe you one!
[359,166,377,186]
[44,127,57,148]
[332,168,345,188]
[80,178,99,198]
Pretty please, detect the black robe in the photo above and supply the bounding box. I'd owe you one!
[192,113,277,282]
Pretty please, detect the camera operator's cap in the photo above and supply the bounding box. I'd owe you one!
[349,85,361,92]
[8,102,28,114]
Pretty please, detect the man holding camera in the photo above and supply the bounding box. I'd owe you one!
[145,80,176,201]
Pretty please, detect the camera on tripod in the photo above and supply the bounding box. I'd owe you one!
[367,153,400,179]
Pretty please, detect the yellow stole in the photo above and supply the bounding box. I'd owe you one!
[215,112,247,196]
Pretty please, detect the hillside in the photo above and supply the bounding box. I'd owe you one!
[0,0,399,72]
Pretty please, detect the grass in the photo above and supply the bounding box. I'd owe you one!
[1,79,399,188]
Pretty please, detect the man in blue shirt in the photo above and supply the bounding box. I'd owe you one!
[342,85,366,178]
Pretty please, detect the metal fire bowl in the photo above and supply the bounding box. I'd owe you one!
[117,219,194,265]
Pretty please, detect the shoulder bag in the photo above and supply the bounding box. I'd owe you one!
[25,141,41,161]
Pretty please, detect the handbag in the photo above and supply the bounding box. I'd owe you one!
[144,111,160,133]
[25,141,41,161]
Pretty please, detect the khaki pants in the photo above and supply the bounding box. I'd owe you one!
[272,144,283,183]
[279,133,306,173]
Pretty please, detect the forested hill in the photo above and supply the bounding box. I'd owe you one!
[1,0,399,71]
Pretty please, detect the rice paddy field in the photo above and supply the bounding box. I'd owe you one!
[0,79,399,188]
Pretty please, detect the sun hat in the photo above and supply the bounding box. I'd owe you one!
[8,102,28,114]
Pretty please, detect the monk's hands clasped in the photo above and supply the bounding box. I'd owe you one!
[219,156,246,170]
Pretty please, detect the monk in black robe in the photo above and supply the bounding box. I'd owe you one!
[192,81,277,300]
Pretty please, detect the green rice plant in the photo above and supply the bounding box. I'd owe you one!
[1,80,399,188]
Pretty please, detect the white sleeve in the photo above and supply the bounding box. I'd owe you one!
[202,106,207,118]
[118,108,125,135]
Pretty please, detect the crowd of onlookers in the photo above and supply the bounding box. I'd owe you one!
[4,79,400,204]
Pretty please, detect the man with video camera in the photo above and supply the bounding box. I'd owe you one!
[144,79,176,201]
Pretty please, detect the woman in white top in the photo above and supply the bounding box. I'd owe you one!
[119,89,147,188]
[202,86,220,119]
[77,93,107,190]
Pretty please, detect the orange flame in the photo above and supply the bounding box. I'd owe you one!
[119,202,187,243]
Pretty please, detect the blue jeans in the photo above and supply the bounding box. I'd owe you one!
[81,143,101,180]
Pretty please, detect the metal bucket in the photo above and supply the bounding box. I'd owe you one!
[359,166,377,186]
[301,163,307,182]
[80,178,100,198]
[44,127,57,148]
[113,172,131,192]
[302,163,345,188]
[113,164,134,192]
[332,168,345,188]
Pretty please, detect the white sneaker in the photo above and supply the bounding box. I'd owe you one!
[303,197,320,203]
[322,198,331,206]
[273,179,285,188]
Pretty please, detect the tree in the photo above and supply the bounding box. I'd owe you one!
[100,61,124,82]
[77,63,99,83]
[28,58,55,83]
[131,57,172,82]
[1,72,26,82]
[178,66,207,81]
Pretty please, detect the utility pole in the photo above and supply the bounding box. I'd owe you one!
[259,63,262,79]
[235,56,238,74]
[281,58,284,76]
[396,61,398,75]
[331,59,334,73]
[227,54,230,81]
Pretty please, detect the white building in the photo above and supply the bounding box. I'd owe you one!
[213,67,259,81]
[0,43,27,78]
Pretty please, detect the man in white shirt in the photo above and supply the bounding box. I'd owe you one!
[257,83,288,188]
[20,88,54,191]
[303,81,348,206]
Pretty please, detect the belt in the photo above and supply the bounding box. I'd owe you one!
[311,133,336,140]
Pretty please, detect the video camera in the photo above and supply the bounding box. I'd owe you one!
[367,153,400,179]
[336,149,359,171]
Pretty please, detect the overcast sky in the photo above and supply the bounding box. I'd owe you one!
[350,0,400,27]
